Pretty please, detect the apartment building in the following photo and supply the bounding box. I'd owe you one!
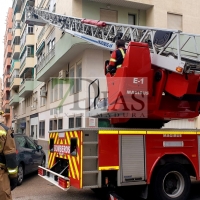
[0,78,4,123]
[9,0,200,149]
[3,8,13,127]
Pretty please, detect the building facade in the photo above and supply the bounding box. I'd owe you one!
[3,8,13,127]
[9,0,200,150]
[0,78,4,123]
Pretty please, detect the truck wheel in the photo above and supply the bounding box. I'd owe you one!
[152,163,191,200]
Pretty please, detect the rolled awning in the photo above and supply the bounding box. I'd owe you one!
[36,41,45,56]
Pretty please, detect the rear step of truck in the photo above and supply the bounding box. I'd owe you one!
[38,166,70,191]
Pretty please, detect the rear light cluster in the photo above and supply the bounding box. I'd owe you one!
[58,177,69,188]
[38,167,46,176]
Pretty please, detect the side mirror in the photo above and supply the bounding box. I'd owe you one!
[36,145,43,150]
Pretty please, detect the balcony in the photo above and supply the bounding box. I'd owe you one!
[2,97,10,108]
[13,28,21,38]
[19,78,34,97]
[10,60,20,74]
[10,76,21,90]
[88,0,153,9]
[12,0,22,15]
[2,108,10,118]
[36,34,89,82]
[14,13,21,21]
[5,58,11,68]
[19,56,35,76]
[21,34,35,50]
[4,73,10,83]
[9,94,19,106]
[12,44,20,60]
[3,83,10,93]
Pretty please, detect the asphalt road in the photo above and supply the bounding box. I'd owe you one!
[12,173,200,200]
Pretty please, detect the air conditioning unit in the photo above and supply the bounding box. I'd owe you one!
[59,70,68,79]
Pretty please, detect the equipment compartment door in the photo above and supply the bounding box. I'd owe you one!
[121,135,145,182]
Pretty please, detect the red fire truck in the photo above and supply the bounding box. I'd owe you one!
[26,5,200,200]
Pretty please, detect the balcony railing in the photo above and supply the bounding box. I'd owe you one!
[19,78,34,90]
[36,47,55,74]
[11,75,19,83]
[4,109,10,113]
[5,82,10,87]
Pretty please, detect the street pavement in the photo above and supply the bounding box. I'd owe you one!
[12,172,200,200]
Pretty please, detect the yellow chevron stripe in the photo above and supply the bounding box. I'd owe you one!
[50,153,56,168]
[48,133,57,168]
[74,131,79,164]
[72,156,79,180]
[70,131,74,138]
[66,132,70,145]
[68,155,75,179]
[50,134,58,168]
[80,131,83,188]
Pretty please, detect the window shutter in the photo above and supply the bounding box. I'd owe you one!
[100,9,118,22]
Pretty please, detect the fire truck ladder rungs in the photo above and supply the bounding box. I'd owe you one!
[25,6,200,74]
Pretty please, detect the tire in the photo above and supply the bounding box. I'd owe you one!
[17,164,24,186]
[152,163,191,200]
[41,157,46,167]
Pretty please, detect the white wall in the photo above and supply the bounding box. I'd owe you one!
[162,118,196,129]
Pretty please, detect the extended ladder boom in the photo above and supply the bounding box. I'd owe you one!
[26,6,200,74]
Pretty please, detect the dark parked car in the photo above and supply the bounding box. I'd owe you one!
[14,134,46,185]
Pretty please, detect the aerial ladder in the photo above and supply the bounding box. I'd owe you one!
[25,6,200,128]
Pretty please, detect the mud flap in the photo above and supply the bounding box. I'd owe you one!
[109,192,124,200]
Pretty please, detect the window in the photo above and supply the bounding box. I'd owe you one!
[50,109,53,115]
[100,9,117,22]
[39,121,45,138]
[8,40,11,45]
[70,138,77,156]
[8,28,12,33]
[40,96,46,107]
[52,38,55,47]
[69,118,74,128]
[47,41,52,52]
[76,63,82,92]
[75,117,82,128]
[15,136,27,148]
[27,25,34,34]
[26,138,37,150]
[54,78,58,101]
[49,119,57,130]
[50,79,53,103]
[59,80,63,99]
[167,13,182,31]
[52,3,56,12]
[69,68,75,95]
[27,47,32,56]
[128,14,136,25]
[7,52,12,58]
[69,63,82,94]
[49,120,53,130]
[58,118,63,129]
